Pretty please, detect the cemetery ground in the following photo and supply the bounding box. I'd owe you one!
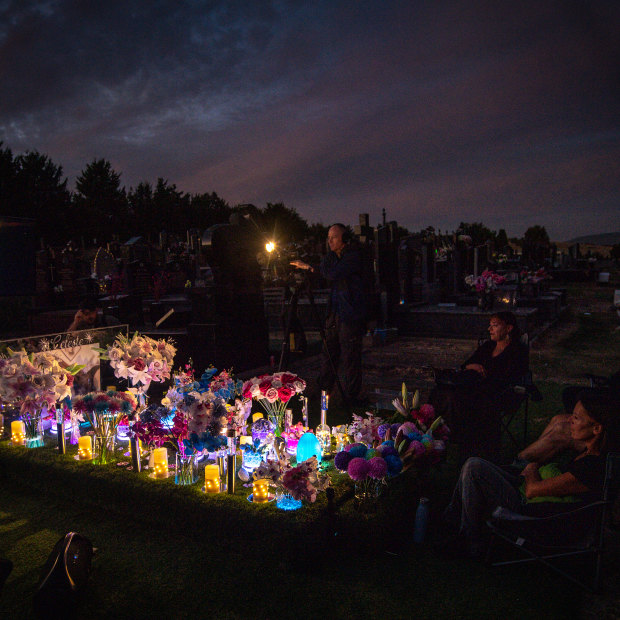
[1,279,619,619]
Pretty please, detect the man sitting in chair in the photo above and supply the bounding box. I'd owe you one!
[442,389,618,559]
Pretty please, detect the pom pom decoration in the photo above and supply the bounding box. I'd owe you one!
[347,457,371,481]
[347,443,368,459]
[334,450,353,471]
[367,456,388,479]
[384,454,403,477]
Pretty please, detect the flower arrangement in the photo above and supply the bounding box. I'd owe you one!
[253,452,329,504]
[104,332,176,404]
[282,421,306,453]
[348,411,385,446]
[242,372,306,434]
[465,270,506,293]
[73,390,137,463]
[0,348,83,444]
[520,267,551,283]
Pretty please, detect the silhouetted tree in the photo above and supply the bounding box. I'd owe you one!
[261,202,309,243]
[458,222,497,246]
[522,225,550,265]
[73,159,127,244]
[14,151,71,243]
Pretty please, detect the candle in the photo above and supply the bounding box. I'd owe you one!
[152,447,168,478]
[11,420,25,446]
[77,435,92,460]
[239,435,252,445]
[204,464,220,493]
[252,412,264,423]
[252,478,270,503]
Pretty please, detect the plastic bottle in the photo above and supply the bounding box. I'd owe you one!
[413,497,429,544]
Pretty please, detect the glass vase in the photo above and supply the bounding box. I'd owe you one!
[175,452,197,485]
[354,478,381,512]
[24,415,44,449]
[93,434,115,465]
[69,419,81,446]
[275,487,302,511]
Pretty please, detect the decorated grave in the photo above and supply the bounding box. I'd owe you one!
[0,331,450,530]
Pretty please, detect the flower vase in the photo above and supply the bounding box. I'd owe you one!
[24,415,44,448]
[93,434,115,465]
[175,452,197,485]
[354,479,381,512]
[477,292,494,312]
[70,419,81,446]
[275,487,302,511]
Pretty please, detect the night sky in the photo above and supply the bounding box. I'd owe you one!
[1,0,618,240]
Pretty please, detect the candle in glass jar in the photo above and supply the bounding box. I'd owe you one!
[252,479,270,503]
[77,435,92,460]
[204,464,220,493]
[11,420,25,446]
[152,447,168,478]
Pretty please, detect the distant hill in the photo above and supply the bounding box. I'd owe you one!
[566,232,620,245]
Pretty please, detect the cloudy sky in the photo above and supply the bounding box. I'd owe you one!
[1,0,618,241]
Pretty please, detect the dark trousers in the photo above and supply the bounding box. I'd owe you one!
[317,312,364,401]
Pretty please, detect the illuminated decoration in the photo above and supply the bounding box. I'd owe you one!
[252,479,270,503]
[276,491,302,511]
[76,435,93,460]
[11,420,26,446]
[315,391,331,456]
[296,432,322,464]
[116,424,130,441]
[204,464,220,493]
[265,241,275,253]
[151,447,168,478]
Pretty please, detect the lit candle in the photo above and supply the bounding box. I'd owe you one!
[77,435,92,460]
[252,412,264,423]
[204,464,220,493]
[152,447,168,478]
[252,478,270,503]
[11,420,25,446]
[239,435,252,446]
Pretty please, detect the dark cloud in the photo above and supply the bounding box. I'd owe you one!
[1,0,618,240]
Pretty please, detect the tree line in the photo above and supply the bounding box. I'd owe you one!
[1,143,560,255]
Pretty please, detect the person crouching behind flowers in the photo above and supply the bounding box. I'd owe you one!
[441,389,618,559]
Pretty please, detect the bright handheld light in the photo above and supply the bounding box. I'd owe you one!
[265,241,275,253]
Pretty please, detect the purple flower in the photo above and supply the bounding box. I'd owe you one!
[410,440,425,457]
[399,422,417,435]
[367,456,388,479]
[377,423,390,439]
[334,450,353,471]
[379,445,398,458]
[348,457,370,481]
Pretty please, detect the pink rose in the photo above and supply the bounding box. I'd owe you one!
[265,387,279,403]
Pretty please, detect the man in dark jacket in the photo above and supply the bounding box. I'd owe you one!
[291,223,367,404]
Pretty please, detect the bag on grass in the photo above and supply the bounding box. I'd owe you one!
[33,531,94,618]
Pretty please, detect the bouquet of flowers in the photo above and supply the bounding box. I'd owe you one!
[253,453,329,504]
[73,390,137,463]
[520,267,551,283]
[242,371,306,434]
[104,332,176,405]
[0,348,83,443]
[465,270,506,293]
[348,411,385,446]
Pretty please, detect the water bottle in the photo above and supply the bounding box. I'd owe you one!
[413,497,429,544]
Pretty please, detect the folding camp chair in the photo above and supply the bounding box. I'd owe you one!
[485,452,620,592]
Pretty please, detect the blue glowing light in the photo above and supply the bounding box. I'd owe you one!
[296,432,322,464]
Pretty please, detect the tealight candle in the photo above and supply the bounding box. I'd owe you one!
[11,420,25,446]
[239,435,252,445]
[252,478,270,503]
[152,447,168,478]
[204,464,220,493]
[77,435,92,460]
[252,412,264,423]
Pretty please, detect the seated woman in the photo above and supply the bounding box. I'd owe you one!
[430,311,529,463]
[443,390,617,559]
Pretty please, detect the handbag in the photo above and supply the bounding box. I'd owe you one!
[33,532,94,618]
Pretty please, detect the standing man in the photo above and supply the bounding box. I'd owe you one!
[291,223,367,406]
